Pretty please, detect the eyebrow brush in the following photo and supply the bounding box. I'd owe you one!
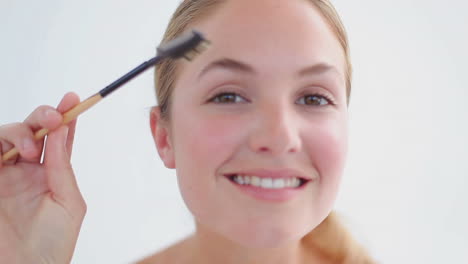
[2,30,210,162]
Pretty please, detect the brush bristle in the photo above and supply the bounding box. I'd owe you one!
[157,30,210,61]
[183,40,211,61]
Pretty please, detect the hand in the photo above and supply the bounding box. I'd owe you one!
[0,92,86,264]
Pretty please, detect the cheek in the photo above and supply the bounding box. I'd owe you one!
[305,116,348,204]
[171,111,244,197]
[174,114,242,167]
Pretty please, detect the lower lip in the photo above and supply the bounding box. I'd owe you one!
[225,176,311,203]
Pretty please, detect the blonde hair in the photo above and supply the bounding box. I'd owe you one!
[154,0,373,263]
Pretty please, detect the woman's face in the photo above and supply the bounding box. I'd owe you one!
[156,0,348,247]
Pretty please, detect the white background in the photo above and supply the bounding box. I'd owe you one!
[1,0,467,263]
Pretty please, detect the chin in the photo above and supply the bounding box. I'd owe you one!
[226,224,310,249]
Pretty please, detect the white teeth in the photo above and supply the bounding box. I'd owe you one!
[293,178,300,187]
[244,176,250,184]
[261,178,273,188]
[273,179,285,189]
[238,176,245,185]
[232,175,303,189]
[251,176,260,186]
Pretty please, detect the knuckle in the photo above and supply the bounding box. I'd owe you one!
[36,105,57,117]
[36,104,54,112]
[2,122,22,129]
[74,196,87,217]
[1,122,28,136]
[80,200,88,214]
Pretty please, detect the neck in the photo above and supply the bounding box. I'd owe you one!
[185,222,329,264]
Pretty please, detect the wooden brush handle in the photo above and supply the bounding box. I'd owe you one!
[2,94,102,162]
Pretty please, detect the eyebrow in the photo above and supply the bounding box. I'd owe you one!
[197,57,341,80]
[198,58,255,79]
[297,63,341,79]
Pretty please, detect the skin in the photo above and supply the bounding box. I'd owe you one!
[145,0,349,263]
[0,92,85,263]
[0,0,348,262]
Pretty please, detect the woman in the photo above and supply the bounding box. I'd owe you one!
[0,0,375,263]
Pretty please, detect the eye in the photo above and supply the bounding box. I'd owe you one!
[296,94,334,106]
[208,92,247,104]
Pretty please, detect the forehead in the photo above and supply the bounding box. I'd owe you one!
[178,0,345,83]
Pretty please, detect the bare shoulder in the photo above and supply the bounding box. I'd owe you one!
[136,235,195,264]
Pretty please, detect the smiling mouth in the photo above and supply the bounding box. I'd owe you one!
[225,174,310,189]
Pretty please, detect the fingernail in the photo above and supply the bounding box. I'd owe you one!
[45,109,56,118]
[22,138,36,152]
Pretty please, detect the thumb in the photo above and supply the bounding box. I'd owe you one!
[44,125,84,210]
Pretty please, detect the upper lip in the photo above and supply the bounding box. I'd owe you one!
[223,168,313,180]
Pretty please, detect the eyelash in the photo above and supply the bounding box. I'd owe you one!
[297,93,335,106]
[208,91,336,106]
[209,92,247,104]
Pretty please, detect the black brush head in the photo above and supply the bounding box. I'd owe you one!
[97,30,210,98]
[156,30,211,60]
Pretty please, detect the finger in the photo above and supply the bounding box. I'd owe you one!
[23,105,63,132]
[21,105,63,163]
[22,92,80,141]
[0,140,19,167]
[20,92,80,163]
[56,92,80,156]
[66,119,77,157]
[0,123,39,165]
[44,126,85,215]
[56,92,80,115]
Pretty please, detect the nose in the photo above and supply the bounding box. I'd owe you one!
[248,102,302,156]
